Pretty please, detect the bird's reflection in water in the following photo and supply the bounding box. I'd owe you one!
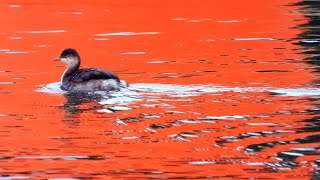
[60,92,108,125]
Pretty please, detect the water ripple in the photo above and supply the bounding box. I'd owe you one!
[96,32,159,36]
[37,82,320,107]
[232,37,277,41]
[23,30,66,34]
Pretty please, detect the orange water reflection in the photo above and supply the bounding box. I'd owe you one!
[0,0,319,179]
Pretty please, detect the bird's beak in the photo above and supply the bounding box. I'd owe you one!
[54,57,61,61]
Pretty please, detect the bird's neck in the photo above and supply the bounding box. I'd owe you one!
[61,59,80,82]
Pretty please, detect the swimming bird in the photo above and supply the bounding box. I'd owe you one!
[54,48,128,92]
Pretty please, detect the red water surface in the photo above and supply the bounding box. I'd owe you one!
[0,0,319,179]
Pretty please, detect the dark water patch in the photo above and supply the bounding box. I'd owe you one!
[194,60,213,64]
[194,70,217,73]
[218,136,239,142]
[150,124,169,129]
[273,47,287,50]
[278,152,304,161]
[121,117,141,123]
[165,110,185,114]
[0,70,12,73]
[4,125,24,128]
[300,50,320,55]
[246,134,320,154]
[295,40,320,46]
[269,91,287,96]
[246,141,275,152]
[256,70,292,73]
[312,170,320,180]
[293,1,320,8]
[290,148,317,154]
[60,93,106,116]
[168,134,191,142]
[263,161,297,170]
[295,134,320,144]
[232,37,277,41]
[296,122,320,133]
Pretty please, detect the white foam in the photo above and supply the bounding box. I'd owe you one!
[36,82,66,94]
[270,88,320,96]
[108,106,132,111]
[200,115,248,120]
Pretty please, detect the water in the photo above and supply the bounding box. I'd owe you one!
[0,0,319,179]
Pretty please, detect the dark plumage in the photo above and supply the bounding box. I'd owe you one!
[55,48,128,92]
[69,68,120,83]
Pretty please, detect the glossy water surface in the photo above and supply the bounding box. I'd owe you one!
[1,0,320,179]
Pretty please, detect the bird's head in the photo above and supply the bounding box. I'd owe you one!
[54,48,80,66]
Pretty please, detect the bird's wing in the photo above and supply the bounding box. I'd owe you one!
[70,68,120,83]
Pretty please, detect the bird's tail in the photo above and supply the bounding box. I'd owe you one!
[119,80,129,88]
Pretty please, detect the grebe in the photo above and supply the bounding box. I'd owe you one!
[54,48,128,92]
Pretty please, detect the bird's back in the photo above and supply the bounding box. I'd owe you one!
[61,68,122,92]
[70,68,120,83]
